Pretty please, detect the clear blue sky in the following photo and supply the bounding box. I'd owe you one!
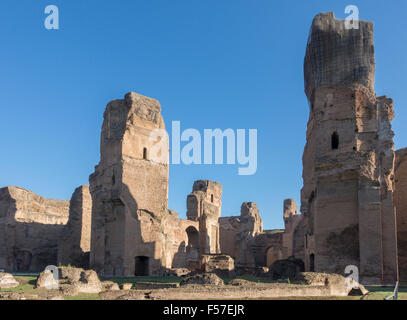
[1,0,406,229]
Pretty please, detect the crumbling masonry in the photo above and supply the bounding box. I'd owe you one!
[301,12,398,284]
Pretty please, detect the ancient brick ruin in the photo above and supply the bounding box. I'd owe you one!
[301,12,398,284]
[0,12,406,285]
[0,186,69,271]
[395,148,407,281]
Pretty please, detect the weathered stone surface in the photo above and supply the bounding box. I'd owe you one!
[395,148,407,282]
[0,291,63,300]
[72,270,102,293]
[301,12,398,284]
[102,281,120,291]
[0,292,27,300]
[0,185,92,273]
[294,272,368,296]
[187,180,222,256]
[282,199,304,261]
[219,202,263,269]
[200,254,234,277]
[99,290,145,300]
[59,284,79,296]
[0,186,69,271]
[228,279,256,287]
[36,270,59,289]
[304,12,375,99]
[0,273,19,289]
[89,92,225,277]
[89,92,171,277]
[58,266,84,283]
[120,283,133,290]
[116,292,146,300]
[58,185,92,269]
[166,268,191,277]
[219,199,303,274]
[56,267,103,293]
[180,273,224,287]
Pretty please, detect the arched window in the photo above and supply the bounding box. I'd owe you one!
[211,194,214,203]
[186,226,199,248]
[331,132,339,150]
[143,147,148,160]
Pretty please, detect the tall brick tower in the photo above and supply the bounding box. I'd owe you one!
[301,12,398,284]
[89,92,169,276]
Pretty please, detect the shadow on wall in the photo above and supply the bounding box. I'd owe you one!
[6,222,65,272]
[58,187,91,269]
[171,241,187,269]
[95,182,164,277]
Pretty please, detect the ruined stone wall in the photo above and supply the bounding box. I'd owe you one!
[89,93,219,277]
[187,180,222,255]
[282,199,304,261]
[219,199,305,271]
[219,202,263,268]
[395,148,407,281]
[89,92,171,277]
[200,254,235,277]
[301,12,398,284]
[0,186,69,271]
[57,185,92,268]
[255,231,284,268]
[219,216,240,258]
[234,202,263,267]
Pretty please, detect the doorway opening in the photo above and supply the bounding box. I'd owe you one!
[331,132,339,150]
[309,254,315,272]
[135,256,149,276]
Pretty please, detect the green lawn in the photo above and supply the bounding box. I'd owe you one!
[0,276,37,293]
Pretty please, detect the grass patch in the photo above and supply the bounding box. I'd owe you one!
[0,276,37,293]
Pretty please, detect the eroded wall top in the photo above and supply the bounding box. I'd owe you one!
[0,186,69,224]
[100,92,166,165]
[304,12,375,99]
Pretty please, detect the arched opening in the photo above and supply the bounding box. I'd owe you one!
[143,147,148,160]
[211,194,214,203]
[186,226,199,248]
[186,226,199,261]
[266,247,282,268]
[309,254,315,272]
[14,250,32,271]
[331,132,339,150]
[135,256,149,276]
